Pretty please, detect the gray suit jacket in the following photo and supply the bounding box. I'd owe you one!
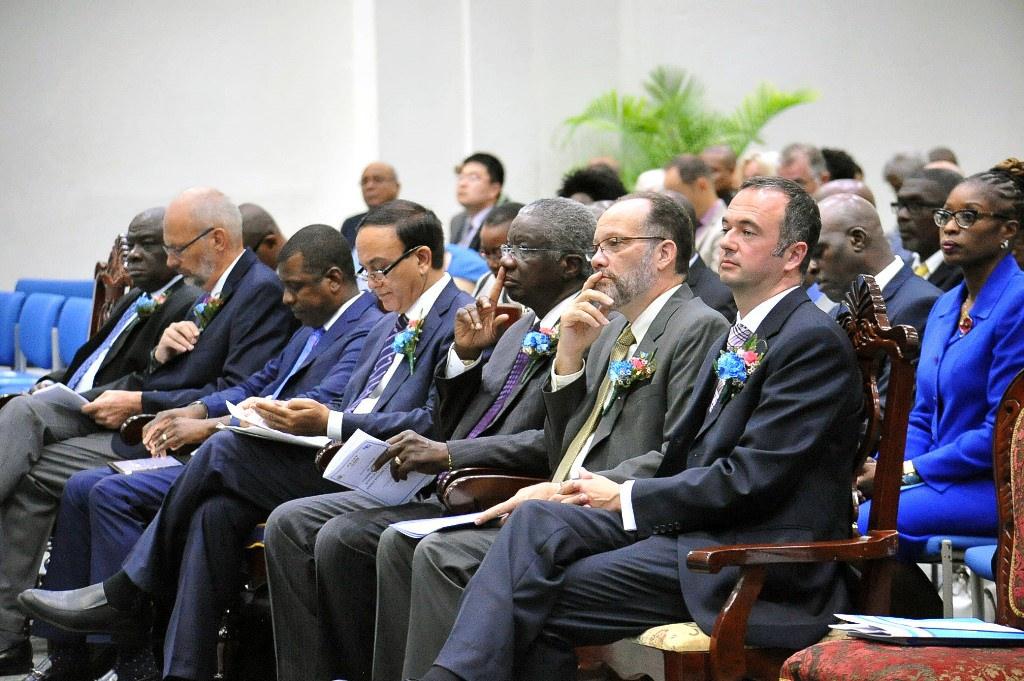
[435,313,553,475]
[543,284,729,481]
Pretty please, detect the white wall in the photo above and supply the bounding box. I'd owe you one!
[1,0,1022,288]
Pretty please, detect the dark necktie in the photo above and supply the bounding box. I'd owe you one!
[551,323,635,482]
[465,340,532,439]
[345,315,407,412]
[708,322,752,413]
[269,327,325,399]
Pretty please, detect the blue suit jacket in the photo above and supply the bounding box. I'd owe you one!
[115,249,297,412]
[631,288,864,648]
[199,292,382,417]
[334,278,473,441]
[907,254,1024,489]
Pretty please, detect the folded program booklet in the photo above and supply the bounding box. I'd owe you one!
[832,614,1024,646]
[108,456,185,475]
[321,428,433,506]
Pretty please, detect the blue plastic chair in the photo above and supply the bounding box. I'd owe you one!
[964,543,997,619]
[57,297,92,367]
[0,291,27,368]
[921,534,997,617]
[15,279,94,299]
[16,293,66,371]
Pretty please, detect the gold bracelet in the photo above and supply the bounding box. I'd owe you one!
[446,448,453,471]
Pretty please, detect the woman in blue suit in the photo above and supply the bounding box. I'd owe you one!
[859,159,1024,575]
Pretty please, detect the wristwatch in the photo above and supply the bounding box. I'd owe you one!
[901,460,921,487]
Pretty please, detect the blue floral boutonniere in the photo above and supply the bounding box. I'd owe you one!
[712,334,765,403]
[135,292,167,318]
[192,295,224,331]
[393,318,425,373]
[603,350,657,413]
[521,326,558,381]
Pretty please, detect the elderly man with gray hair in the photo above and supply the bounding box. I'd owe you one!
[263,197,597,681]
[779,142,831,195]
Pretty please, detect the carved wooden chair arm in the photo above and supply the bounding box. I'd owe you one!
[439,467,548,514]
[686,530,899,573]
[315,440,343,473]
[119,413,156,446]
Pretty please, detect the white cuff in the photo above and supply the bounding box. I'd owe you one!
[550,360,586,391]
[445,344,480,378]
[326,410,344,440]
[620,479,637,531]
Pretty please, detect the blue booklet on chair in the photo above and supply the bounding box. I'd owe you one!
[832,614,1024,647]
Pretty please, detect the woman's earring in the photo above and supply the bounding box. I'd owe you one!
[1002,239,1011,250]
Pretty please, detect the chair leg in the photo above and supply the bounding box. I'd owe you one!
[940,539,953,618]
[970,568,986,620]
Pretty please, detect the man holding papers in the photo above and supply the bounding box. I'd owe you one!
[19,224,380,681]
[264,197,596,681]
[377,192,729,681]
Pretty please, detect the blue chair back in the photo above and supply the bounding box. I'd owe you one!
[17,293,65,369]
[57,297,92,366]
[0,291,26,367]
[15,279,94,300]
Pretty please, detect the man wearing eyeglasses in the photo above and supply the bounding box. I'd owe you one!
[0,187,294,676]
[379,192,729,681]
[894,168,965,291]
[450,153,507,251]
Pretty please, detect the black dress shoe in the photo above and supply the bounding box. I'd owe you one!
[17,584,141,636]
[0,638,32,675]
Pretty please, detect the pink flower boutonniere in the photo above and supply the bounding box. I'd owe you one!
[712,334,765,403]
[603,350,657,414]
[135,292,167,318]
[392,318,425,373]
[192,295,224,331]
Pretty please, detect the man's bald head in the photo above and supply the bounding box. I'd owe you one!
[812,193,893,300]
[360,162,400,208]
[163,187,245,290]
[129,206,166,233]
[239,203,284,268]
[166,187,243,245]
[815,179,876,206]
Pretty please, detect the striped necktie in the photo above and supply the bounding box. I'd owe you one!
[345,315,408,411]
[269,327,325,400]
[550,323,635,482]
[66,297,143,390]
[465,330,535,439]
[708,322,752,413]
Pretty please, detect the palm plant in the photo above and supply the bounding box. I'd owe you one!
[562,66,817,188]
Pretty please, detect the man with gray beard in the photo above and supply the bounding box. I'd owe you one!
[372,193,728,681]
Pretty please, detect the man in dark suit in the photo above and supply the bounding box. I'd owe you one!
[449,153,506,250]
[414,177,863,681]
[341,162,401,247]
[21,224,380,681]
[895,167,964,291]
[0,206,197,673]
[377,192,729,681]
[21,200,470,681]
[264,197,596,681]
[240,202,285,269]
[814,193,941,336]
[0,187,293,675]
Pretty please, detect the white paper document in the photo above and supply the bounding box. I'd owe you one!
[321,428,433,506]
[389,511,488,538]
[35,382,89,409]
[831,614,1024,646]
[218,402,332,448]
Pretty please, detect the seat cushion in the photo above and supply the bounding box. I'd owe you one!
[781,638,1024,680]
[635,622,711,653]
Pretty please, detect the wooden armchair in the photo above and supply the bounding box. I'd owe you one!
[631,275,920,681]
[779,366,1024,680]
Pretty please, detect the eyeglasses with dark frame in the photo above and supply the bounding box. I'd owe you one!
[933,208,1014,230]
[163,227,215,257]
[357,246,420,283]
[589,235,666,257]
[890,201,939,217]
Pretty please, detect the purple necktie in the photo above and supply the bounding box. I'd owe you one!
[345,315,407,411]
[466,349,531,438]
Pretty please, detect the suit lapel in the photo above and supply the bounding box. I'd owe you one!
[477,313,542,431]
[298,293,375,374]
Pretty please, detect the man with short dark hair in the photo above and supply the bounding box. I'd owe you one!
[664,154,727,271]
[895,168,964,291]
[700,144,737,204]
[342,162,401,247]
[779,142,831,195]
[240,202,285,269]
[0,188,294,674]
[450,152,505,250]
[415,178,863,681]
[472,202,523,302]
[21,224,381,681]
[265,197,597,681]
[378,192,729,681]
[556,166,626,204]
